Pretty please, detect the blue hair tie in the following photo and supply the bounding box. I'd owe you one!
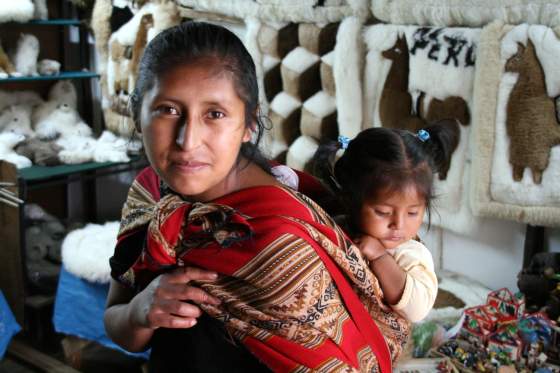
[416,129,430,142]
[338,135,350,149]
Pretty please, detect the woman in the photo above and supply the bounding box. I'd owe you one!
[104,21,408,373]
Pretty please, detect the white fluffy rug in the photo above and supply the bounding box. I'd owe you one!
[61,222,120,284]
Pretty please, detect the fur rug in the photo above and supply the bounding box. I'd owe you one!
[175,0,369,23]
[61,221,120,283]
[364,24,482,235]
[470,22,560,226]
[371,0,560,28]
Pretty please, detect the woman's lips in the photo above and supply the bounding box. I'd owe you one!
[173,160,208,173]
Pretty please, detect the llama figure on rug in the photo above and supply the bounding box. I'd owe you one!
[379,35,424,132]
[505,40,560,184]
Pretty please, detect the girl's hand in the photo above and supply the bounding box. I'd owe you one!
[355,235,387,262]
[129,266,221,330]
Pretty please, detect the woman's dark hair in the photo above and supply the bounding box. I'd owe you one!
[312,119,461,231]
[130,21,270,172]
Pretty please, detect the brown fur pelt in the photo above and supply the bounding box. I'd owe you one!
[378,35,424,132]
[129,13,154,92]
[505,40,560,184]
[0,40,16,75]
[110,39,131,94]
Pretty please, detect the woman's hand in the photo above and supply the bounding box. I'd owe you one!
[354,234,386,262]
[130,266,222,330]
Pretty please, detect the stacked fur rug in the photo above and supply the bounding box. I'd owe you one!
[471,22,560,227]
[364,24,481,235]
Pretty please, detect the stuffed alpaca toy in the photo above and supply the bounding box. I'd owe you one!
[33,0,48,20]
[15,138,61,166]
[0,89,43,112]
[32,81,78,125]
[0,104,34,137]
[12,33,39,76]
[0,39,16,78]
[0,132,32,168]
[34,103,92,140]
[38,59,60,76]
[0,0,34,23]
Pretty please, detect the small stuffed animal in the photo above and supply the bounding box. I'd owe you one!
[38,59,60,76]
[33,0,48,20]
[0,89,43,112]
[34,103,91,140]
[0,104,34,137]
[47,80,77,108]
[0,39,16,78]
[0,132,32,168]
[12,33,40,76]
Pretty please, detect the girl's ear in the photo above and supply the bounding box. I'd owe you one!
[242,124,253,142]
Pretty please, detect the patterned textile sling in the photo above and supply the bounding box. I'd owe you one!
[112,167,410,373]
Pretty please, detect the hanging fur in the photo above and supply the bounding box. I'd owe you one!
[128,13,154,92]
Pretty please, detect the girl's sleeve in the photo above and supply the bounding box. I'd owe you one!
[388,241,438,323]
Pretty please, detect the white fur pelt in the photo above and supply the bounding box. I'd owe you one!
[176,0,369,23]
[32,81,78,126]
[0,104,34,137]
[61,221,120,283]
[489,25,560,216]
[0,0,34,23]
[12,33,39,76]
[371,0,560,28]
[0,132,32,168]
[363,24,481,235]
[334,16,363,139]
[470,21,560,226]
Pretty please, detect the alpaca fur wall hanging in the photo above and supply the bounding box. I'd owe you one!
[370,0,560,28]
[364,24,481,235]
[0,40,16,78]
[471,22,560,227]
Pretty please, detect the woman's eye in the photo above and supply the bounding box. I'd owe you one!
[408,211,419,217]
[208,110,225,119]
[375,210,390,217]
[155,106,179,116]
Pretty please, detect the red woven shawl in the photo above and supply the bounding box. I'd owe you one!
[114,168,409,372]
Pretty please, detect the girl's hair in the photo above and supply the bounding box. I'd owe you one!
[130,21,270,172]
[312,119,461,230]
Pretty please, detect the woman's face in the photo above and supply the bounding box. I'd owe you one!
[140,60,252,201]
[359,184,426,250]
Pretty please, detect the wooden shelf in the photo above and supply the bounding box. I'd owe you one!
[0,71,99,83]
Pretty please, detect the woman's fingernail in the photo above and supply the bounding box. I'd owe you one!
[210,273,218,279]
[190,319,197,327]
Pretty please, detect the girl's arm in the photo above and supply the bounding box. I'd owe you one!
[104,267,221,352]
[355,235,406,305]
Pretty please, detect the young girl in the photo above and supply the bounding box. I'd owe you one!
[313,120,460,323]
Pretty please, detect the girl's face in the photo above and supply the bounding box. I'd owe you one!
[358,184,426,250]
[140,60,252,201]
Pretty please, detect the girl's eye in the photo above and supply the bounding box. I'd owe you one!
[208,110,225,119]
[375,210,391,217]
[408,211,419,217]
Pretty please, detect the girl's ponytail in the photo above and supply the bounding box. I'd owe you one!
[421,119,461,180]
[310,140,343,194]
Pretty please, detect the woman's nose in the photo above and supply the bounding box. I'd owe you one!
[176,116,201,150]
